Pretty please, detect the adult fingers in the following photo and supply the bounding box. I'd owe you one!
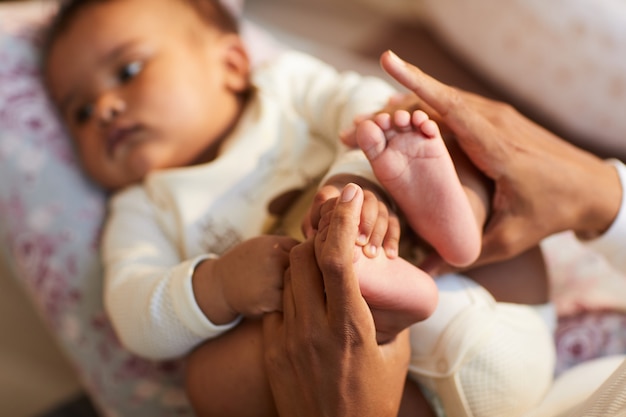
[316,184,370,322]
[288,239,327,327]
[263,244,324,371]
[308,186,340,234]
[382,212,401,259]
[380,50,465,122]
[478,213,537,267]
[380,50,496,158]
[363,201,389,258]
[358,192,387,257]
[301,206,315,239]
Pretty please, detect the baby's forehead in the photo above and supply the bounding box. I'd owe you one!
[54,0,200,34]
[44,1,149,94]
[49,0,197,49]
[47,0,232,57]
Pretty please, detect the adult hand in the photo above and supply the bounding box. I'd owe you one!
[305,174,401,259]
[375,50,622,270]
[263,184,410,417]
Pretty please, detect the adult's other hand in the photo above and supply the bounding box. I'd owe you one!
[262,184,410,417]
[373,50,621,270]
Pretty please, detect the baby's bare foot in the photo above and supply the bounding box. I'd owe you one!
[315,184,438,344]
[355,110,480,267]
[354,249,438,344]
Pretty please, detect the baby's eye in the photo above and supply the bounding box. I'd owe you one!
[118,61,143,83]
[74,104,93,125]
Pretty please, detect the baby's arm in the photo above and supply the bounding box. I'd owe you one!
[103,188,297,360]
[192,235,298,325]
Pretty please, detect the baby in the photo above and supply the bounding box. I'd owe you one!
[43,0,556,416]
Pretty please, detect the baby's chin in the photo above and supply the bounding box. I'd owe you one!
[124,146,169,180]
[91,160,149,191]
[93,171,142,192]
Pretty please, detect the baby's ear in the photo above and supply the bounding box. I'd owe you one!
[222,35,250,93]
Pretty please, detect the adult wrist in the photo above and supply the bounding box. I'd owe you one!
[578,159,625,243]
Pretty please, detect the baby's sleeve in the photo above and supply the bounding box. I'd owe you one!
[102,187,240,360]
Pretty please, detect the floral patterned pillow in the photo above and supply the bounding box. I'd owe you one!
[0,2,248,416]
[543,232,626,375]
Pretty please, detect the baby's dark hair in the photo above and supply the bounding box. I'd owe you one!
[43,0,239,60]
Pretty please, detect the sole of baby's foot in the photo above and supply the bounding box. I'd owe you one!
[354,249,438,344]
[355,110,480,267]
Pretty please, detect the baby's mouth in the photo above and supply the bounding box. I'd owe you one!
[106,124,142,157]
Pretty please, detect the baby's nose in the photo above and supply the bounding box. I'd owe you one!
[96,92,126,123]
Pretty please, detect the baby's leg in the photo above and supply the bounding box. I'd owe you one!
[185,319,278,417]
[355,110,480,267]
[408,274,556,417]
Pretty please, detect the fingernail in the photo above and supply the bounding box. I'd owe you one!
[357,234,368,246]
[387,50,403,64]
[340,183,357,202]
[368,245,378,256]
[385,248,398,258]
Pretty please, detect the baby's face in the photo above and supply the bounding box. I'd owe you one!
[46,0,249,190]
